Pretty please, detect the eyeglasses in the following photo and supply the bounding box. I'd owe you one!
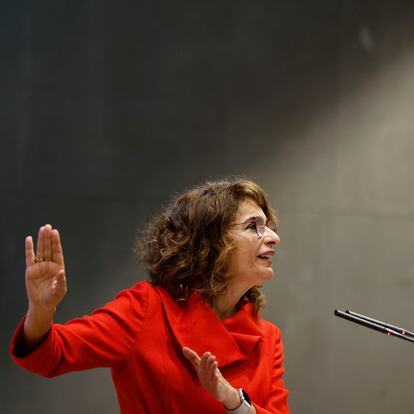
[232,216,277,238]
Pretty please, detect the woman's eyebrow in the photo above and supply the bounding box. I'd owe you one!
[240,215,265,223]
[238,216,256,223]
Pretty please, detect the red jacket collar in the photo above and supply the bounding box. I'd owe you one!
[155,286,263,367]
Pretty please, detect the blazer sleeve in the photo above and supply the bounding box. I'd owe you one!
[254,326,291,414]
[9,281,150,378]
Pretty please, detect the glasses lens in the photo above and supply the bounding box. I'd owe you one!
[255,216,266,237]
[255,217,276,237]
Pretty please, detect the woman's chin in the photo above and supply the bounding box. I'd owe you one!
[260,268,274,282]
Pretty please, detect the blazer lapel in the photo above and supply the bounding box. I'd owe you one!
[155,286,263,367]
[222,303,263,355]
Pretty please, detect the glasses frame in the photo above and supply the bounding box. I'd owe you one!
[232,216,277,238]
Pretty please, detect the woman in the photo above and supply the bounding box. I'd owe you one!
[10,178,290,414]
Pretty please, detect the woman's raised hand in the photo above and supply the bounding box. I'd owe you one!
[25,224,67,317]
[22,224,66,352]
[22,224,67,351]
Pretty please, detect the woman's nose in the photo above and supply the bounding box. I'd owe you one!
[265,227,280,245]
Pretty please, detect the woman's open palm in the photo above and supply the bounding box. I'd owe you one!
[25,224,67,312]
[182,347,234,404]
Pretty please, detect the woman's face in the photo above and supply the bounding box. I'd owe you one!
[226,200,280,288]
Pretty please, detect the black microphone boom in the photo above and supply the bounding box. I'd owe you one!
[334,309,414,343]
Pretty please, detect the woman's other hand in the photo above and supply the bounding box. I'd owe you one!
[23,224,67,351]
[182,346,241,410]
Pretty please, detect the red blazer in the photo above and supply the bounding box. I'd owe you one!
[10,281,290,414]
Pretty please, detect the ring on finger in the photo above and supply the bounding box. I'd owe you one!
[34,256,44,263]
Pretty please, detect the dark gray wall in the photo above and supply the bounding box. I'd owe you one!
[2,1,414,413]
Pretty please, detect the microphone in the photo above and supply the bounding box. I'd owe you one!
[334,309,414,343]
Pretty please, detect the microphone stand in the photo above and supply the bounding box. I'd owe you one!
[334,309,414,343]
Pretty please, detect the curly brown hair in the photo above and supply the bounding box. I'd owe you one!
[135,178,277,311]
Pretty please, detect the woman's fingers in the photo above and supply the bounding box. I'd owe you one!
[25,236,35,267]
[43,224,52,261]
[200,351,209,368]
[200,352,213,373]
[51,229,64,266]
[207,357,217,382]
[183,347,233,403]
[35,226,45,259]
[202,353,218,382]
[182,346,201,369]
[184,348,218,381]
[30,225,64,266]
[208,361,217,382]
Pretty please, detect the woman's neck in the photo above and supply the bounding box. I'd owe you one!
[212,283,250,320]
